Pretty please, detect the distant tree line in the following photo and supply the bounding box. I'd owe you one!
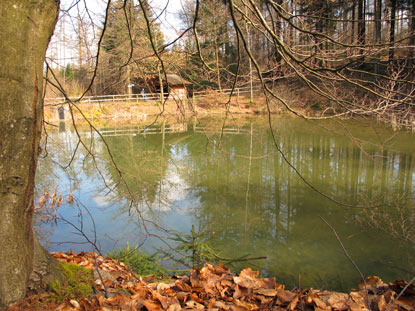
[45,0,415,127]
[178,0,415,87]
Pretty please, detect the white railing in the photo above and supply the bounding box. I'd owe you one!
[80,123,189,138]
[44,93,165,106]
[78,123,250,138]
[44,87,260,105]
[193,126,250,135]
[192,86,259,98]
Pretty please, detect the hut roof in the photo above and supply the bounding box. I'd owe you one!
[165,74,192,85]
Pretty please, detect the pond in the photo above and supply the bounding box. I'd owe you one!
[36,115,415,292]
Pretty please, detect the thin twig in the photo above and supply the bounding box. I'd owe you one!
[319,216,372,311]
[385,276,415,311]
[94,256,109,298]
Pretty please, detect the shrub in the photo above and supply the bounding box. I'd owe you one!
[106,242,167,276]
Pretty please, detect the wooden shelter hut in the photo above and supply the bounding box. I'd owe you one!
[145,74,192,99]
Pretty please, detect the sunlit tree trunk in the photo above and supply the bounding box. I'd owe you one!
[357,0,365,46]
[389,0,397,62]
[410,0,415,65]
[374,0,382,43]
[244,5,253,103]
[342,3,348,41]
[374,0,382,73]
[0,1,60,309]
[213,21,222,92]
[352,0,356,43]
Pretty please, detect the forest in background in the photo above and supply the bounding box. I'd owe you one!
[45,0,414,120]
[2,0,415,308]
[45,0,415,129]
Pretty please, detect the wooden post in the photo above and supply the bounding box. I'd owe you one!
[158,65,164,103]
[161,120,166,155]
[192,92,196,110]
[392,114,397,131]
[192,224,196,270]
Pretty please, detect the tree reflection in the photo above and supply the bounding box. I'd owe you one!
[174,117,415,290]
[37,116,415,291]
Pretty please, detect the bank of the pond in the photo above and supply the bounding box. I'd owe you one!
[44,96,279,123]
[44,80,340,124]
[8,251,415,311]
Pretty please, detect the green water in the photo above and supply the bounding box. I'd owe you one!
[37,115,415,291]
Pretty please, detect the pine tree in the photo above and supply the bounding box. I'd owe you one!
[98,0,164,94]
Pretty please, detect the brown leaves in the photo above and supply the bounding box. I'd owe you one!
[8,251,415,311]
[34,188,73,225]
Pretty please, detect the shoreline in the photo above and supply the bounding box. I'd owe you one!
[8,250,415,311]
[43,96,288,124]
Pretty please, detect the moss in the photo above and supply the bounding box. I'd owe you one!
[47,262,93,302]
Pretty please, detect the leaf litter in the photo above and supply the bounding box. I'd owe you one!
[8,250,415,311]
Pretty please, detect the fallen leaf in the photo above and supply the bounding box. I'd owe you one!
[56,303,75,311]
[167,303,182,311]
[258,277,280,290]
[276,289,297,305]
[374,294,387,311]
[396,297,415,310]
[311,296,329,310]
[233,276,254,290]
[390,280,415,296]
[152,290,179,309]
[327,292,349,310]
[212,299,227,309]
[157,282,172,292]
[175,280,193,292]
[233,284,252,300]
[254,288,278,297]
[185,299,205,309]
[69,299,80,309]
[143,300,163,311]
[287,294,299,311]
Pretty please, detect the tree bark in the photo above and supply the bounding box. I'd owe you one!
[389,0,397,62]
[0,1,60,309]
[410,0,415,65]
[357,0,365,46]
[374,0,382,73]
[374,0,382,43]
[352,0,356,43]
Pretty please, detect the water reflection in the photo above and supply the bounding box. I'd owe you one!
[36,116,415,291]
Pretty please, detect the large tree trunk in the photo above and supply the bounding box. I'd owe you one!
[0,1,60,309]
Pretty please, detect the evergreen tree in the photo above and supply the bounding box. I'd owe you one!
[98,0,164,94]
